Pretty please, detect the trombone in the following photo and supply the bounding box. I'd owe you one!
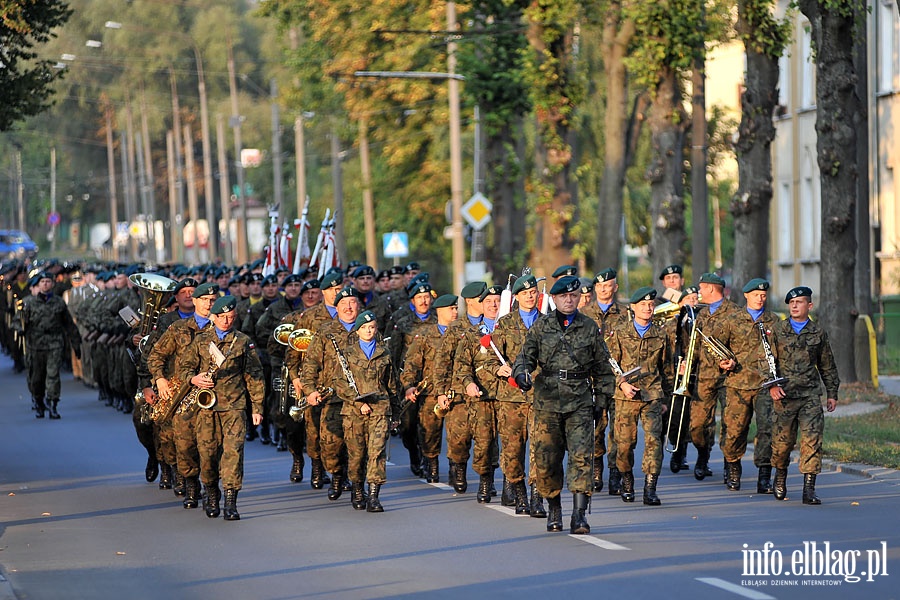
[664,308,699,453]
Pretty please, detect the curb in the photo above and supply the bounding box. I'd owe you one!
[821,458,900,485]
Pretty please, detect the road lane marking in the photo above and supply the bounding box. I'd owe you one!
[485,504,530,517]
[697,578,775,599]
[428,482,454,491]
[571,535,630,550]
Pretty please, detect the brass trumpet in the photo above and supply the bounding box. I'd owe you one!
[652,301,682,326]
[697,328,735,362]
[433,390,456,418]
[289,387,334,422]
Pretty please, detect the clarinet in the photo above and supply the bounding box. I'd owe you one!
[328,334,361,396]
[757,322,788,389]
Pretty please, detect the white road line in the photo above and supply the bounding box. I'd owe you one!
[485,504,530,517]
[696,578,775,600]
[570,535,630,550]
[428,482,454,491]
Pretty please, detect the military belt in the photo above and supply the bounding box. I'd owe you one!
[558,369,589,381]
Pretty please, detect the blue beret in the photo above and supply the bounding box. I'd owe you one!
[409,282,433,298]
[283,274,304,286]
[301,279,320,293]
[549,275,580,295]
[262,275,278,287]
[352,265,376,278]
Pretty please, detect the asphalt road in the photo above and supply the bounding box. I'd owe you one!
[1,357,898,600]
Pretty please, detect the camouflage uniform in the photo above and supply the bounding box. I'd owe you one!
[400,323,449,466]
[606,320,670,476]
[177,326,264,492]
[581,300,628,486]
[337,337,396,486]
[432,316,479,474]
[716,308,780,467]
[455,325,500,482]
[359,290,392,336]
[769,319,840,474]
[512,311,613,499]
[21,290,80,412]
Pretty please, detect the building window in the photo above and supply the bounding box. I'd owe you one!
[878,0,897,93]
[799,168,821,260]
[800,24,815,109]
[778,182,792,262]
[778,50,790,112]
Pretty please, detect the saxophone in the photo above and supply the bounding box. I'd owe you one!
[147,377,183,424]
[176,341,227,415]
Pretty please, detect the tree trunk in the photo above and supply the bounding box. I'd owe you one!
[646,68,687,278]
[798,0,860,382]
[730,0,781,301]
[595,8,635,272]
[487,117,528,277]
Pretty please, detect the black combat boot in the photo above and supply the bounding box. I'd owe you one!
[723,460,729,484]
[570,493,590,535]
[643,473,661,506]
[514,481,530,515]
[260,423,272,445]
[546,495,563,532]
[757,466,773,494]
[677,443,690,471]
[774,468,788,501]
[47,399,61,419]
[158,463,173,489]
[328,472,343,501]
[146,457,160,484]
[489,469,498,497]
[694,447,711,480]
[530,485,547,518]
[183,477,200,509]
[341,467,353,492]
[310,458,326,489]
[34,397,46,419]
[476,474,491,503]
[593,462,604,492]
[670,448,684,473]
[245,426,258,442]
[500,475,515,507]
[409,448,424,478]
[203,485,221,518]
[122,395,133,414]
[450,462,467,493]
[425,457,439,483]
[367,483,384,512]
[290,456,304,483]
[351,482,367,510]
[621,471,635,503]
[276,433,288,452]
[173,472,186,497]
[802,474,821,505]
[726,461,742,491]
[608,466,622,496]
[223,489,240,520]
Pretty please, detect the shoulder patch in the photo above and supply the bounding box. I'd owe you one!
[248,342,256,349]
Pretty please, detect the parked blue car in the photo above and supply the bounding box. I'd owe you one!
[0,230,39,260]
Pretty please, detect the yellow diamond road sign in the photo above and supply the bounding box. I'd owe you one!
[461,192,492,230]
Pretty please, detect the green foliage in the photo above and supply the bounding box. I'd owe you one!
[0,0,73,131]
[739,0,792,58]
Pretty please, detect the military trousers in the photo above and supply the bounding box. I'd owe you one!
[721,387,773,465]
[592,392,618,468]
[196,409,246,490]
[343,410,389,484]
[320,402,346,475]
[532,406,594,499]
[469,398,497,476]
[496,401,530,484]
[614,398,663,475]
[771,394,825,474]
[690,378,722,450]
[303,404,324,460]
[27,345,64,402]
[444,397,472,465]
[417,395,444,459]
[173,408,201,479]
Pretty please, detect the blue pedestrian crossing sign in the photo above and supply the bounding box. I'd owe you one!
[383,231,409,258]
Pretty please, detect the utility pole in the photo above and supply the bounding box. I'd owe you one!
[448,1,465,295]
[359,117,377,267]
[217,114,234,265]
[691,27,710,276]
[166,131,178,262]
[140,88,155,253]
[105,106,119,261]
[196,45,216,263]
[295,115,307,219]
[271,78,284,216]
[184,124,201,265]
[331,121,345,265]
[50,147,57,253]
[170,68,185,263]
[228,41,249,263]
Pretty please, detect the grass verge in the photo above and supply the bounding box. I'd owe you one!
[823,383,900,469]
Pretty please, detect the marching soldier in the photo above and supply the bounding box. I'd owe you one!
[338,310,398,512]
[768,287,839,504]
[716,278,780,493]
[581,268,628,494]
[512,275,613,535]
[177,295,264,520]
[19,272,81,419]
[352,265,392,334]
[606,287,671,506]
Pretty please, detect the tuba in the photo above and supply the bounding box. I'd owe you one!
[130,273,177,353]
[652,301,682,326]
[276,327,314,417]
[273,323,295,346]
[288,328,314,353]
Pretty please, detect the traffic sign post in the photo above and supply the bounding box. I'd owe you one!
[461,192,492,230]
[383,231,409,261]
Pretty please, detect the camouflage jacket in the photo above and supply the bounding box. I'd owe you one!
[280,302,332,376]
[176,326,265,413]
[695,298,741,383]
[483,310,539,403]
[136,309,188,388]
[254,295,304,366]
[455,324,504,401]
[387,303,436,370]
[146,315,209,386]
[581,300,631,336]
[359,290,392,335]
[242,296,276,341]
[299,319,358,404]
[512,311,613,413]
[22,292,79,351]
[336,338,397,417]
[400,322,446,398]
[769,318,840,399]
[432,315,482,398]
[716,307,780,391]
[605,320,671,403]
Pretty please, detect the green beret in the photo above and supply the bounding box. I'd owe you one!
[460,281,486,299]
[549,275,580,295]
[629,286,657,304]
[658,264,683,280]
[409,282,432,298]
[684,285,699,295]
[785,286,813,303]
[579,277,593,295]
[320,270,344,289]
[552,265,577,278]
[283,273,304,286]
[210,295,237,315]
[433,294,458,309]
[512,275,537,295]
[352,265,375,278]
[192,282,220,298]
[741,278,769,294]
[37,271,53,281]
[262,274,278,287]
[698,272,725,286]
[300,279,320,293]
[479,284,503,302]
[594,268,617,283]
[352,310,377,331]
[333,286,361,306]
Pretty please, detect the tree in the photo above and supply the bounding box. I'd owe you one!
[0,0,72,131]
[730,0,790,300]
[797,0,866,381]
